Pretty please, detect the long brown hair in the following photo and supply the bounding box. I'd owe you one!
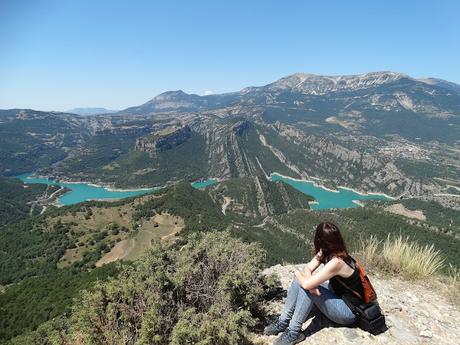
[314,222,351,264]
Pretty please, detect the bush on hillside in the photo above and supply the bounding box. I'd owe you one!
[60,232,266,345]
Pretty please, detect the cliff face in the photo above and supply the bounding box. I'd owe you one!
[208,176,313,220]
[255,264,459,345]
[135,125,192,154]
[199,119,426,196]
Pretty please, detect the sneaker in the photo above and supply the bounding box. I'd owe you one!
[263,317,287,336]
[273,329,306,345]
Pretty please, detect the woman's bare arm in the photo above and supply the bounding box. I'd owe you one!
[304,254,321,275]
[295,257,343,291]
[301,254,322,295]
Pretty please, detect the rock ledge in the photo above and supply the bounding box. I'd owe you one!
[255,264,459,345]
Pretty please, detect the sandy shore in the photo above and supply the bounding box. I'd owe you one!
[351,200,365,207]
[269,172,395,199]
[434,193,460,198]
[62,181,153,192]
[23,174,155,193]
[338,186,396,199]
[105,186,154,192]
[269,172,340,193]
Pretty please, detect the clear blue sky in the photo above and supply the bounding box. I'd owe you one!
[1,0,459,111]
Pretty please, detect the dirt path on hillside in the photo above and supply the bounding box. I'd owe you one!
[222,197,233,215]
[96,239,135,267]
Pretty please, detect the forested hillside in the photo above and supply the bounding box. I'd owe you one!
[1,176,460,343]
[0,177,59,226]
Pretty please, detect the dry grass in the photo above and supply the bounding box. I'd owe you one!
[358,235,445,280]
[446,264,460,306]
[358,235,381,265]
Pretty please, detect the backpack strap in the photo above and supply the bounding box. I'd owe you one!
[335,275,364,301]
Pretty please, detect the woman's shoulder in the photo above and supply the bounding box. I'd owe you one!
[325,256,357,275]
[324,256,346,271]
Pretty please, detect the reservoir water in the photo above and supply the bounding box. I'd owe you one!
[191,178,218,189]
[270,173,393,210]
[17,173,153,206]
[17,172,391,210]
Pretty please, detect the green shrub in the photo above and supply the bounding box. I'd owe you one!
[62,232,266,344]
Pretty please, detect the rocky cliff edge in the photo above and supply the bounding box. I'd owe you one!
[254,264,459,345]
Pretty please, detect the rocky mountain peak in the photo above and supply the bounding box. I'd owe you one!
[121,90,203,114]
[265,71,410,94]
[150,90,190,102]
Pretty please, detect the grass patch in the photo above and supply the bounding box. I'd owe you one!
[445,265,460,306]
[358,235,445,279]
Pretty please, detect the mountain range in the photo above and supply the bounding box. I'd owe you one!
[120,71,460,119]
[66,107,118,116]
[1,71,460,203]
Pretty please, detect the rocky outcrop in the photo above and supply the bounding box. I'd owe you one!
[255,264,459,345]
[209,176,312,220]
[233,120,252,136]
[118,71,460,117]
[266,122,426,196]
[135,125,192,154]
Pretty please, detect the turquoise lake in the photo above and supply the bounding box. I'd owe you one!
[17,173,153,206]
[190,178,218,189]
[270,173,393,210]
[16,172,391,210]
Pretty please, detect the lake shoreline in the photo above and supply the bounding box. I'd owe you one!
[269,172,396,200]
[20,173,155,193]
[17,173,154,206]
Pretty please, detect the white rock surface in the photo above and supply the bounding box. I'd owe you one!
[254,264,460,345]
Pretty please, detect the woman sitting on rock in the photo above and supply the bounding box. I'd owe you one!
[264,222,378,345]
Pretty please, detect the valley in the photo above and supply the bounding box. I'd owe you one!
[1,71,460,344]
[2,72,459,206]
[3,2,460,343]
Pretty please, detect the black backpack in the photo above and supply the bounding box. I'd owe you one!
[336,265,388,335]
[351,301,388,335]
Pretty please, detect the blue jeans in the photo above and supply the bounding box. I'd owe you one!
[279,275,356,336]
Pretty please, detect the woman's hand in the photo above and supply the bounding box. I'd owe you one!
[309,287,321,296]
[295,258,342,291]
[295,271,321,295]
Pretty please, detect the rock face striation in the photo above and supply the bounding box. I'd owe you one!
[256,264,459,345]
[135,125,192,154]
